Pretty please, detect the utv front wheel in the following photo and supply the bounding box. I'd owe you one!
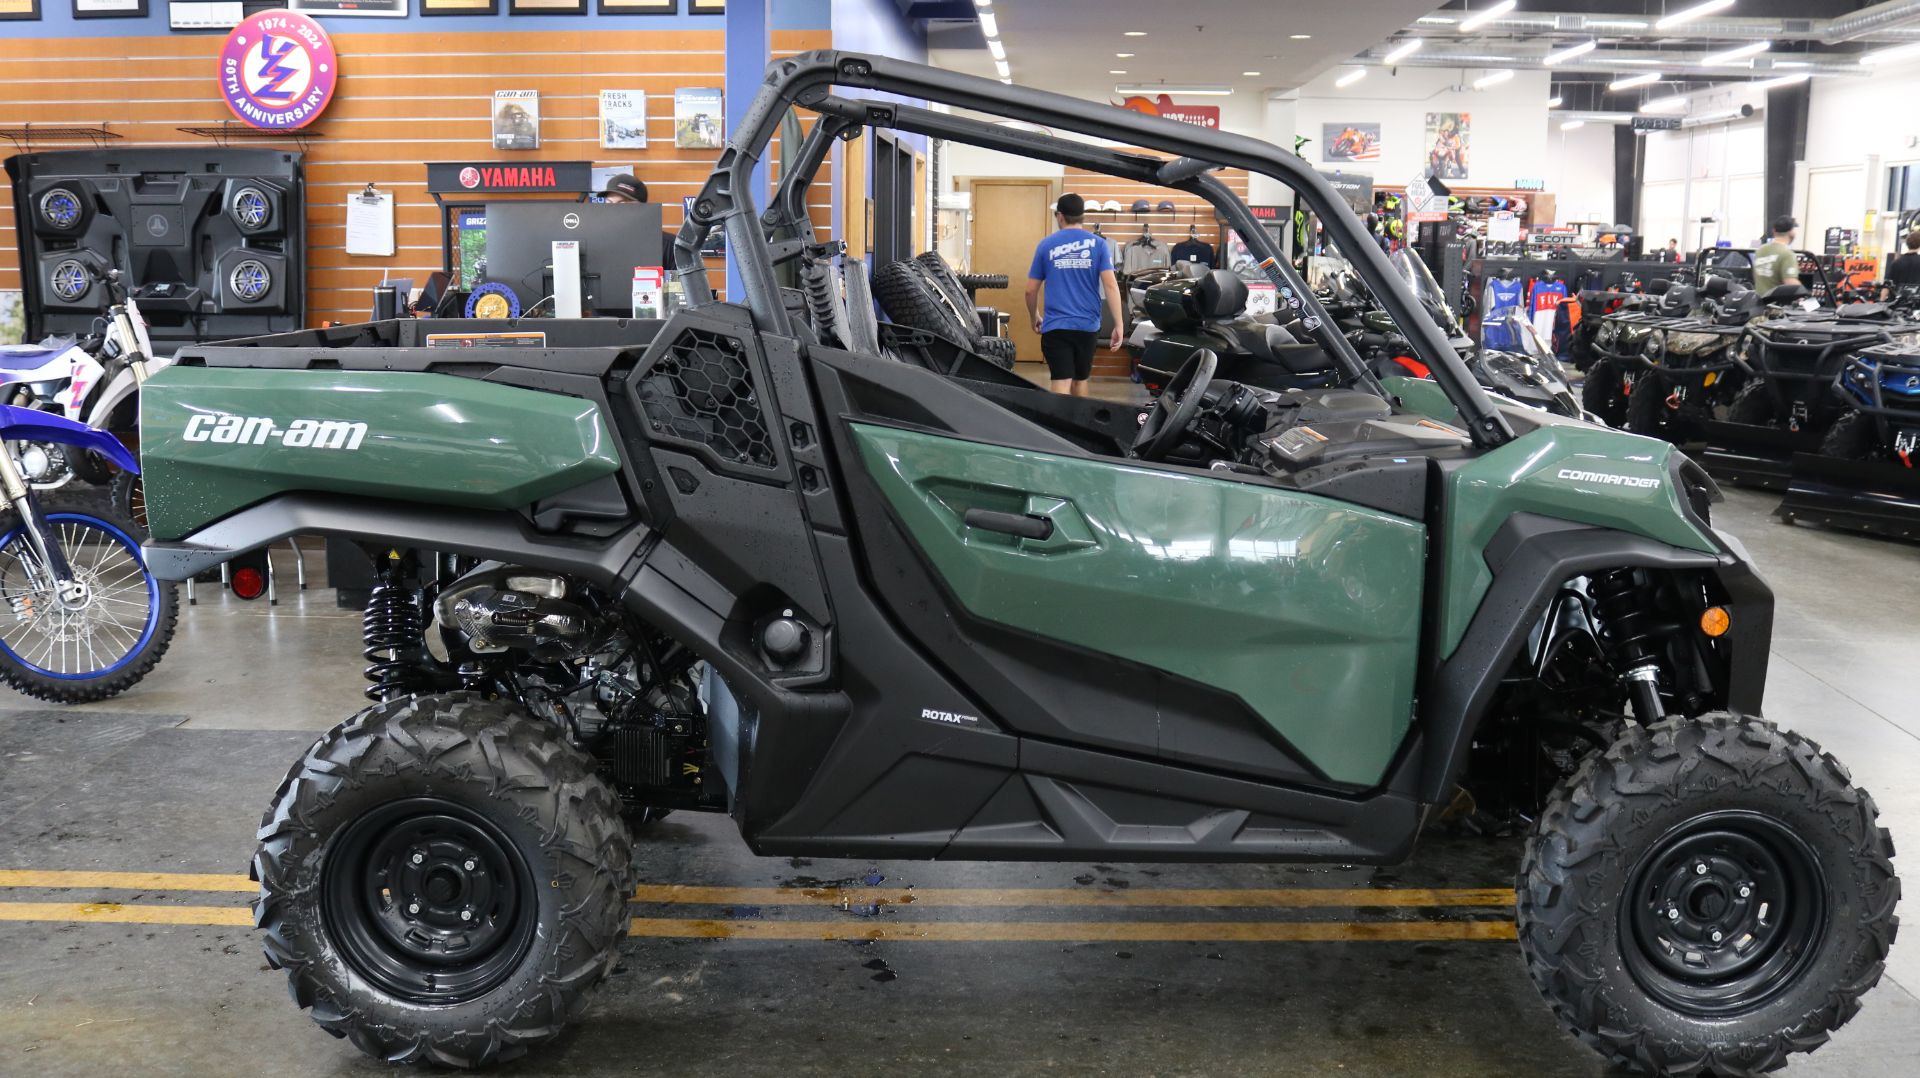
[1518,714,1899,1076]
[254,693,635,1067]
[1581,359,1629,427]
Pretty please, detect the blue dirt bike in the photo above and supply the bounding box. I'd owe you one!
[0,406,176,701]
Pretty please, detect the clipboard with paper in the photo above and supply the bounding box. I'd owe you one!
[346,183,396,257]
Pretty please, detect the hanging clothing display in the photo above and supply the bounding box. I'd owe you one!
[1170,237,1214,267]
[1122,234,1169,274]
[1480,275,1525,351]
[1528,276,1570,346]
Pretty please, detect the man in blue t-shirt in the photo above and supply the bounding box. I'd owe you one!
[1025,193,1123,395]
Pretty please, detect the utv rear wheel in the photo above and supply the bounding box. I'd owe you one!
[1581,359,1629,427]
[1518,714,1899,1076]
[1625,370,1671,438]
[254,693,635,1067]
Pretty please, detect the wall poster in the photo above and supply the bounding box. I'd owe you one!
[674,87,723,149]
[74,0,148,18]
[1320,123,1381,164]
[599,90,648,149]
[1424,112,1470,179]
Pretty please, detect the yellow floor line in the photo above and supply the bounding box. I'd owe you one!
[0,871,1518,909]
[628,917,1518,942]
[0,902,252,927]
[630,884,1516,908]
[0,870,256,893]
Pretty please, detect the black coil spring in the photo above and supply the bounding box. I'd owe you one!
[362,577,424,702]
[1591,569,1659,668]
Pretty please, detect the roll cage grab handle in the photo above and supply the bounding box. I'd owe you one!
[673,50,1515,449]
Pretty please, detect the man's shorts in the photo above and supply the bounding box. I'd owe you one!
[1040,329,1097,381]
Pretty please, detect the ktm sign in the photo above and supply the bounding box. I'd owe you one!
[1112,94,1221,129]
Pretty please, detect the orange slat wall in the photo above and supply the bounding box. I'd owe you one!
[0,29,831,325]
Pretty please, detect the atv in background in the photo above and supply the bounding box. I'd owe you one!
[1611,278,1811,443]
[1773,339,1920,538]
[1697,300,1918,489]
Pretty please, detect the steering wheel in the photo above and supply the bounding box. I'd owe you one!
[1132,347,1217,461]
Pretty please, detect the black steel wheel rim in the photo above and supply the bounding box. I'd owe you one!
[321,797,538,1005]
[1620,809,1827,1016]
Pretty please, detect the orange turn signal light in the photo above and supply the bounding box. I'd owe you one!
[1700,606,1731,637]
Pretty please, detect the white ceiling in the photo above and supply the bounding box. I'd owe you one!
[932,1,1446,101]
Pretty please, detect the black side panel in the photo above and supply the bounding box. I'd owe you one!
[1417,516,1748,803]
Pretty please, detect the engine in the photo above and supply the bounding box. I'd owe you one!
[364,557,719,817]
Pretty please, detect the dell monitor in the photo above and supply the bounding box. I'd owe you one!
[482,200,663,316]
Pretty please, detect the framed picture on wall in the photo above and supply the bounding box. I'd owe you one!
[421,0,496,14]
[599,0,672,12]
[0,0,41,21]
[288,0,406,15]
[508,0,585,13]
[690,0,723,11]
[74,0,148,18]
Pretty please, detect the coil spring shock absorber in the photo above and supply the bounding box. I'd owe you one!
[362,569,426,702]
[1591,569,1666,723]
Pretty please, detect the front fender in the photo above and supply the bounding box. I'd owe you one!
[0,404,138,473]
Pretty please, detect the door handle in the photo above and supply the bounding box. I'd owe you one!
[962,507,1054,541]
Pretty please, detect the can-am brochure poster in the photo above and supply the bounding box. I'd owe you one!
[492,90,540,151]
[674,88,723,149]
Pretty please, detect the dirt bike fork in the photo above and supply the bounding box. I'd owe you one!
[0,443,77,594]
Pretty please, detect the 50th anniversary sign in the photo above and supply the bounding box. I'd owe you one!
[218,11,339,130]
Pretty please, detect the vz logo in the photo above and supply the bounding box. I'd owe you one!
[253,37,303,103]
[183,414,368,451]
[1557,467,1662,489]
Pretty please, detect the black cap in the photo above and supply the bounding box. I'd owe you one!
[1771,215,1797,234]
[602,173,647,202]
[1056,192,1085,218]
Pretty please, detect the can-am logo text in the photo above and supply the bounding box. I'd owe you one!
[1557,467,1662,489]
[183,414,368,451]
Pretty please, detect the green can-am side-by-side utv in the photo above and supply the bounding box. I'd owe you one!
[134,54,1897,1075]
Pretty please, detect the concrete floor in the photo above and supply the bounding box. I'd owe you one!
[0,433,1915,1077]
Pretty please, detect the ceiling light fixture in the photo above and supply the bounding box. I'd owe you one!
[1546,95,1563,107]
[1585,19,1648,29]
[1474,68,1515,88]
[1655,0,1734,31]
[995,59,1010,78]
[1243,71,1262,77]
[1290,34,1312,40]
[1753,73,1810,89]
[1335,68,1367,88]
[1109,69,1127,74]
[1544,40,1597,66]
[1123,30,1147,37]
[978,11,997,37]
[1113,84,1234,97]
[1383,39,1423,65]
[1459,1,1518,33]
[1116,52,1134,58]
[1700,40,1769,66]
[1609,72,1662,90]
[987,38,1006,61]
[1416,15,1456,25]
[1641,94,1690,113]
[1862,41,1920,65]
[1561,119,1586,130]
[1691,106,1743,122]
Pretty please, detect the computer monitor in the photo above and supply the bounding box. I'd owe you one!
[482,200,664,316]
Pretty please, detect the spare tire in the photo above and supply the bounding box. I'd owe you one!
[874,259,976,343]
[914,251,984,334]
[971,335,1017,368]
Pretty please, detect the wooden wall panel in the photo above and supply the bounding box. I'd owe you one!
[0,29,831,324]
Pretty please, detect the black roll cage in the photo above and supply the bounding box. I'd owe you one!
[672,50,1514,448]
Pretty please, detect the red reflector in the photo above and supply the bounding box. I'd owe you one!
[231,566,267,600]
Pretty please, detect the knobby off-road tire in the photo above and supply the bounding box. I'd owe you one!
[1727,379,1778,427]
[1582,358,1630,428]
[1625,370,1672,438]
[872,258,977,344]
[254,693,636,1067]
[1518,713,1899,1077]
[106,470,146,532]
[1819,410,1879,461]
[972,334,1018,368]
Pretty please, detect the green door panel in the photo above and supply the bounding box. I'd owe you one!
[1380,375,1461,424]
[1437,424,1717,657]
[139,366,620,540]
[852,423,1426,787]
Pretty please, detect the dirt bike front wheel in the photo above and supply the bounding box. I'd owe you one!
[0,504,178,702]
